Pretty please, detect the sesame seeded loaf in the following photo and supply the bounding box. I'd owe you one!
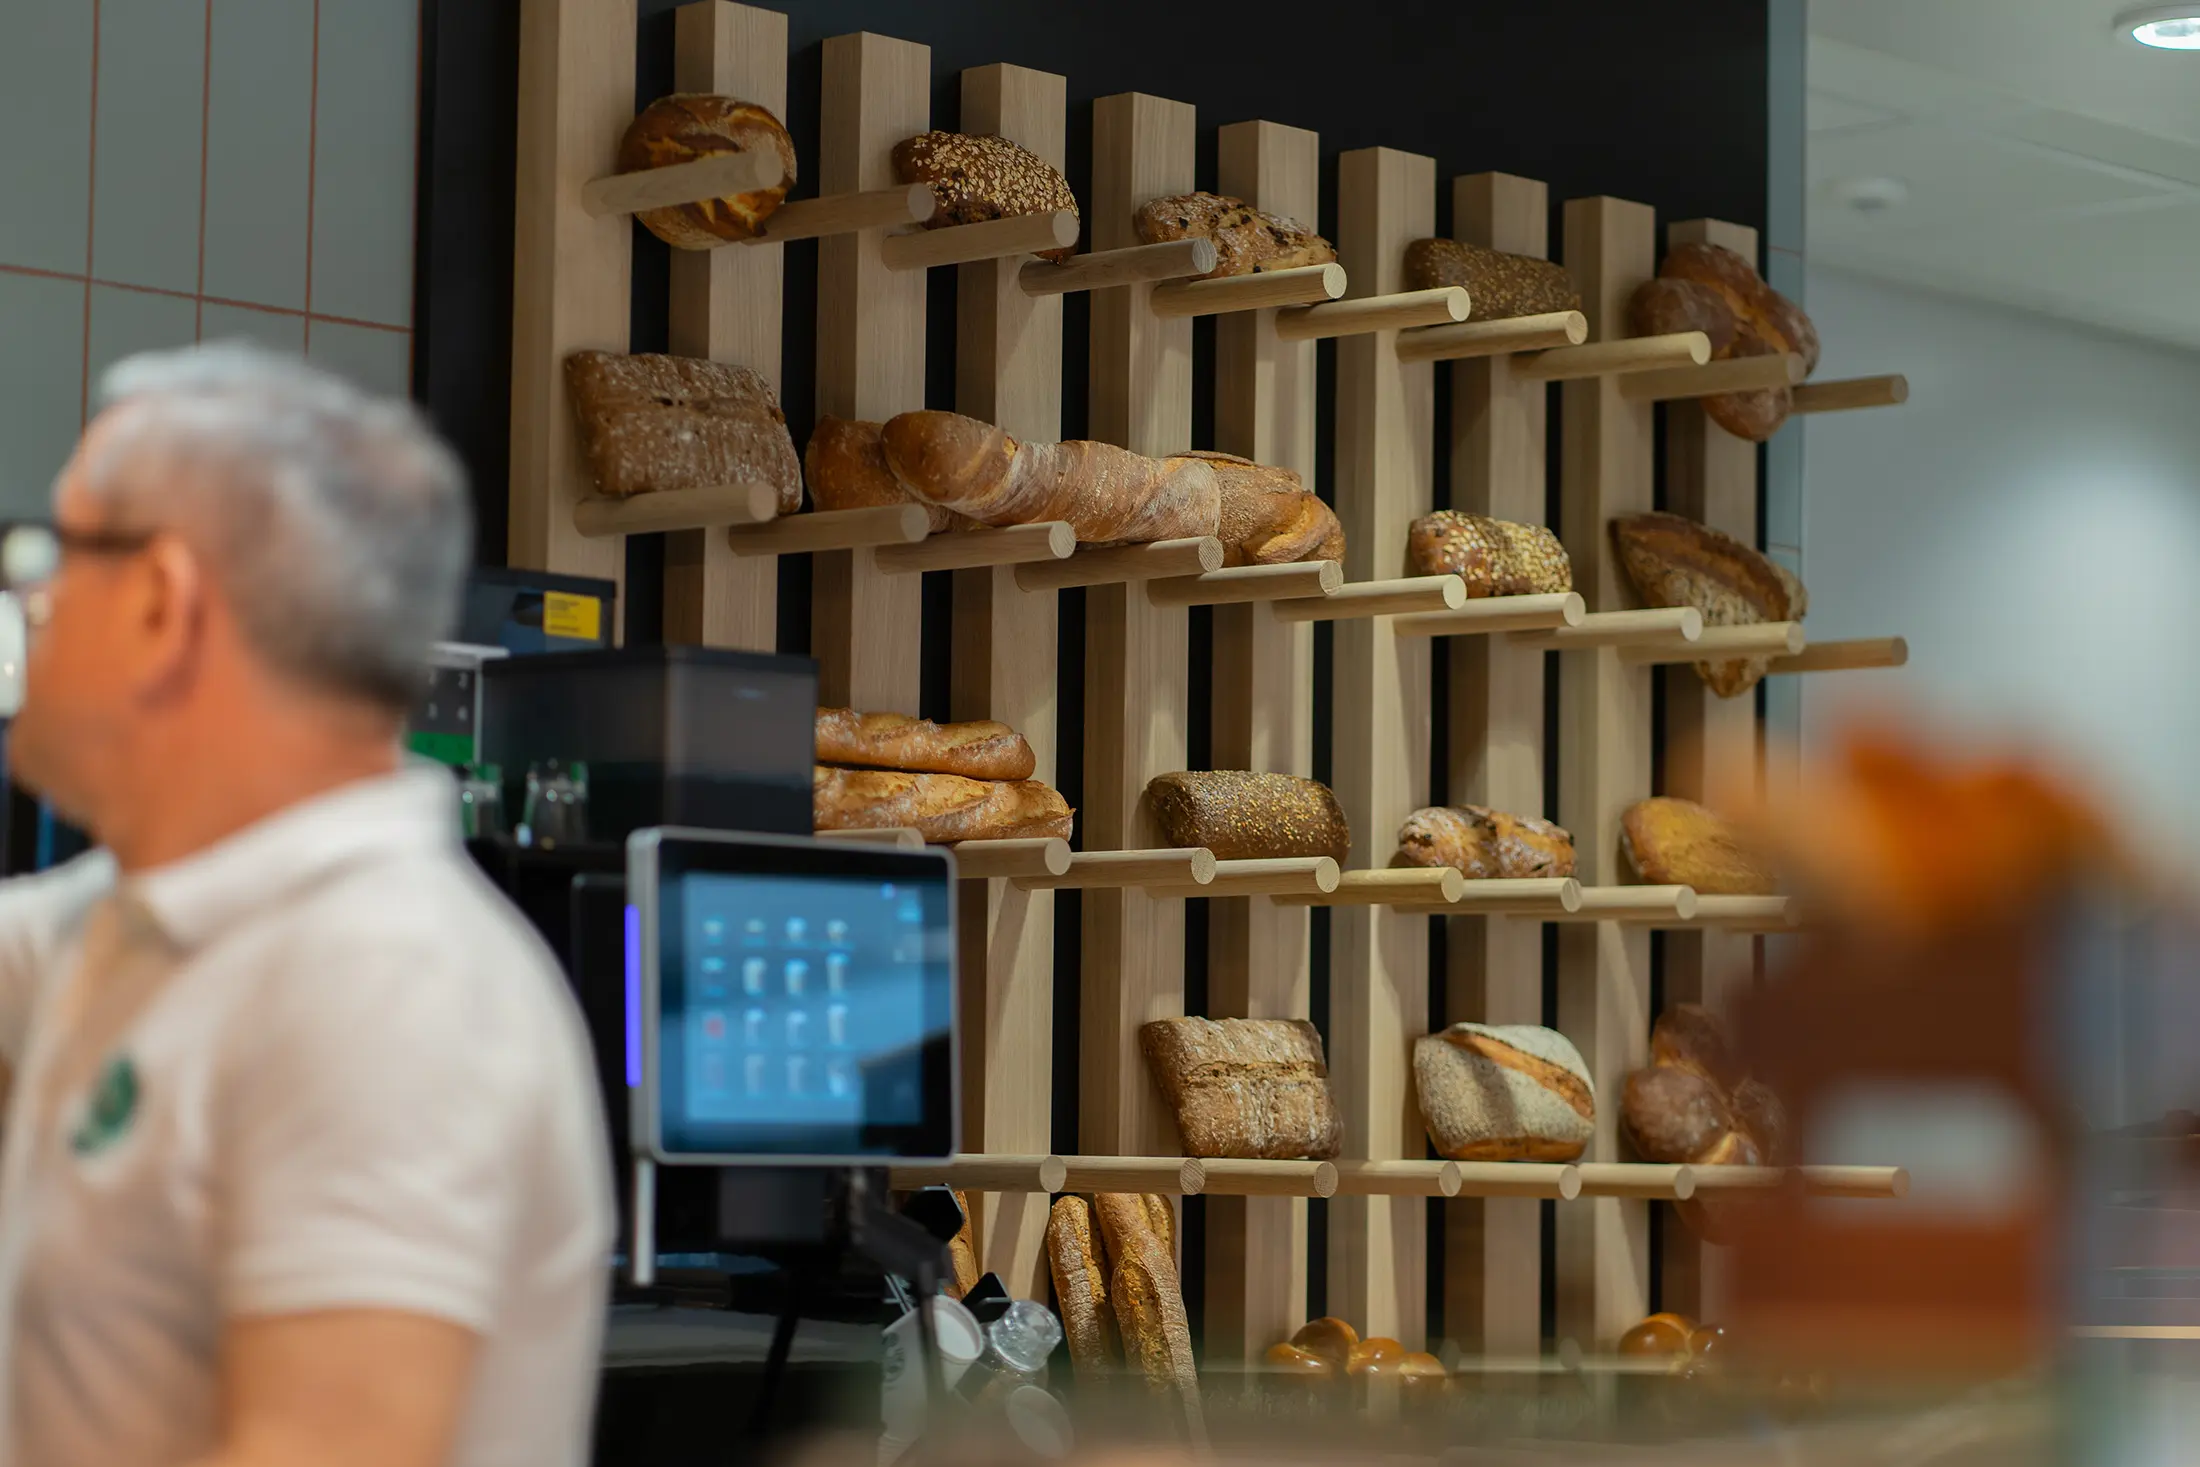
[1406,511,1572,597]
[1140,1017,1343,1160]
[563,350,802,509]
[891,131,1079,262]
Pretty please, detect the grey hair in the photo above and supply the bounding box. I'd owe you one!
[82,341,473,711]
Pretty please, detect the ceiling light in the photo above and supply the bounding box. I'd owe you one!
[1828,175,1910,215]
[2116,6,2200,49]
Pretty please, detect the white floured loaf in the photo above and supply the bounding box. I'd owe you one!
[1414,1022,1595,1162]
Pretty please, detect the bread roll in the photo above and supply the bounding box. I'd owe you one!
[1180,452,1344,566]
[1045,1196,1118,1377]
[1405,511,1572,597]
[811,767,1073,842]
[815,708,1037,781]
[1396,805,1575,879]
[804,417,957,532]
[1347,1337,1406,1374]
[1401,238,1581,322]
[892,131,1078,263]
[1140,1017,1343,1160]
[1629,241,1819,442]
[1262,1342,1336,1380]
[1133,193,1335,279]
[564,351,802,509]
[878,411,1221,545]
[1414,1022,1595,1162]
[1289,1317,1358,1375]
[1611,512,1807,698]
[1621,796,1775,894]
[1398,1352,1449,1393]
[617,94,795,249]
[1619,1312,1697,1356]
[1144,771,1350,862]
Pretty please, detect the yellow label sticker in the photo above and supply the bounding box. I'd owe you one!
[543,592,602,643]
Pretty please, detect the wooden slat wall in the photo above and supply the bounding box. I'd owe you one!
[950,61,1069,1302]
[1442,170,1553,1356]
[1081,92,1197,1160]
[1554,195,1659,1349]
[1203,118,1320,1359]
[813,31,927,712]
[1328,145,1437,1347]
[663,1,782,650]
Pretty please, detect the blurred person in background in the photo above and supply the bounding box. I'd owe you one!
[0,344,611,1467]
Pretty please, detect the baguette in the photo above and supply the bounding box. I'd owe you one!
[1397,805,1576,879]
[1145,771,1350,862]
[880,411,1220,545]
[1045,1196,1118,1378]
[815,708,1037,781]
[945,1189,980,1298]
[1092,1194,1202,1433]
[810,767,1073,842]
[1179,451,1344,566]
[803,417,958,532]
[1140,1017,1343,1160]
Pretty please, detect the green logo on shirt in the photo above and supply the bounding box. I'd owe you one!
[71,1055,139,1156]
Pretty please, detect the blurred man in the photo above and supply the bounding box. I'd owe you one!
[0,344,611,1467]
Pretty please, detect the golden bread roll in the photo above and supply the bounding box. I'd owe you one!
[1289,1316,1358,1375]
[1619,1312,1698,1356]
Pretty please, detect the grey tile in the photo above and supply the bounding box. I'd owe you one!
[201,0,313,311]
[0,272,87,519]
[306,320,410,399]
[309,0,417,328]
[0,6,95,275]
[86,284,198,406]
[199,301,306,356]
[91,0,207,294]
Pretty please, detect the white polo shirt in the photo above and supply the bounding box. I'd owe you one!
[0,766,614,1467]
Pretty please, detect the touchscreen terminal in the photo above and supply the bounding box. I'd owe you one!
[629,828,956,1164]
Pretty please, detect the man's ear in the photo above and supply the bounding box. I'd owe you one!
[137,536,208,702]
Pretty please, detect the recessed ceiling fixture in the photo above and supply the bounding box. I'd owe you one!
[2115,5,2200,49]
[1828,175,1911,215]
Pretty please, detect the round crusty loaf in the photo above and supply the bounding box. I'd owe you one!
[892,131,1079,263]
[618,94,795,249]
[1414,1022,1594,1162]
[1629,242,1818,442]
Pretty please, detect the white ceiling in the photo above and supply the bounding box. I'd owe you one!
[1808,0,2200,352]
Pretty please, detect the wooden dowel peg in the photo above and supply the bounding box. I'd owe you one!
[1619,621,1804,664]
[1274,286,1469,342]
[1012,847,1217,891]
[580,149,782,219]
[573,482,777,539]
[1147,262,1346,319]
[1551,885,1699,923]
[889,1154,1068,1193]
[1150,856,1341,899]
[879,210,1079,272]
[1329,1160,1463,1197]
[749,183,934,245]
[1057,1156,1203,1194]
[726,503,930,557]
[1020,238,1216,297]
[1574,1163,1696,1201]
[873,521,1076,574]
[1144,559,1341,607]
[1013,536,1222,592]
[1193,1158,1340,1197]
[1270,574,1465,623]
[949,837,1073,880]
[1798,1165,1909,1199]
[1390,591,1585,639]
[1511,331,1711,383]
[1394,310,1587,363]
[1670,895,1800,931]
[1273,867,1465,907]
[1510,607,1701,651]
[1452,1163,1584,1200]
[1792,374,1908,414]
[1405,877,1583,916]
[816,827,924,849]
[1769,636,1908,674]
[1620,352,1806,403]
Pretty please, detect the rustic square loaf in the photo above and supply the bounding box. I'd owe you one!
[1139,1016,1342,1160]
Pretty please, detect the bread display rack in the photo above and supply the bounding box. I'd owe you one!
[509,0,1915,1368]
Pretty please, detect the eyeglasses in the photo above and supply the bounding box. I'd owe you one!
[0,521,160,629]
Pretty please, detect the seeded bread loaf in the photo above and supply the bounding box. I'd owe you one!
[564,351,803,509]
[1611,511,1807,698]
[1145,771,1350,862]
[1140,1016,1343,1160]
[1620,797,1776,895]
[1414,1023,1595,1162]
[1406,511,1572,597]
[892,131,1079,263]
[811,767,1073,842]
[1180,452,1344,567]
[1397,805,1576,880]
[1402,238,1581,322]
[1133,192,1335,279]
[617,94,795,249]
[815,708,1037,781]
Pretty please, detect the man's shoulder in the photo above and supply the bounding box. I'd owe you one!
[0,851,117,972]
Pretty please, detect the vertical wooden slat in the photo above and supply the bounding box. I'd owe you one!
[951,61,1067,1302]
[664,1,784,651]
[1081,92,1196,1161]
[1442,170,1551,1357]
[1554,195,1659,1349]
[508,0,631,612]
[1203,118,1319,1359]
[813,31,927,711]
[1657,216,1763,1324]
[1329,145,1436,1348]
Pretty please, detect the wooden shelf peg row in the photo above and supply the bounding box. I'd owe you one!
[878,209,1080,271]
[1144,559,1341,607]
[1393,309,1587,363]
[1020,238,1217,296]
[1147,262,1346,318]
[1389,591,1584,639]
[743,182,934,245]
[871,522,1076,574]
[1511,606,1701,651]
[1014,536,1222,591]
[580,148,783,218]
[1619,620,1805,664]
[1769,636,1908,674]
[1011,847,1218,891]
[1792,374,1908,414]
[1619,351,1806,403]
[572,482,777,539]
[1512,330,1710,382]
[726,502,930,557]
[1273,285,1468,341]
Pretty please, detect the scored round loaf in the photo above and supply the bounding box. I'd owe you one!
[1620,1064,1734,1166]
[1140,1016,1343,1160]
[1179,451,1345,566]
[1405,511,1573,597]
[1401,238,1581,322]
[617,94,795,249]
[892,131,1079,262]
[1144,771,1350,862]
[814,707,1037,781]
[1134,192,1336,279]
[1629,242,1819,442]
[1413,1022,1595,1162]
[1610,512,1807,698]
[1621,796,1776,895]
[1649,1002,1744,1091]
